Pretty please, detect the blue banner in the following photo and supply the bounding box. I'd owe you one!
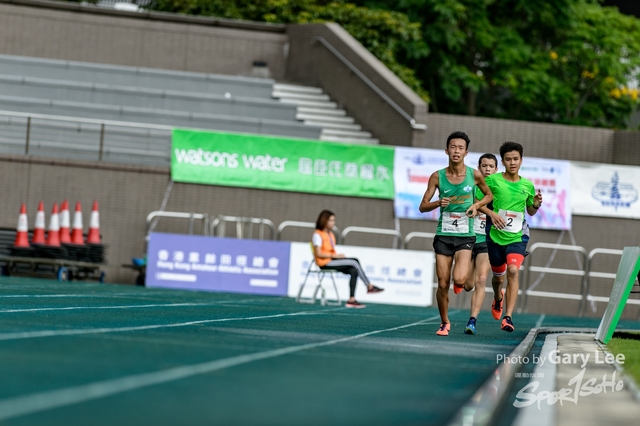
[146,233,291,296]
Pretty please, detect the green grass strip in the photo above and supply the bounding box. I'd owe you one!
[608,332,640,385]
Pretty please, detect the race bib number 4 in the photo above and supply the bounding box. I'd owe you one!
[473,214,486,234]
[442,212,469,234]
[498,210,524,233]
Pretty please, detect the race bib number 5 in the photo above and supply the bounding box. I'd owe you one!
[498,210,524,233]
[473,214,486,234]
[442,212,469,234]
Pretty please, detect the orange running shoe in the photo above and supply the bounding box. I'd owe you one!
[436,322,450,336]
[501,316,514,332]
[491,289,505,320]
[453,284,464,295]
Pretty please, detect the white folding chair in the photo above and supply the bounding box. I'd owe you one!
[296,243,341,306]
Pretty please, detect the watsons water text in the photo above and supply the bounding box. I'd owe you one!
[174,148,288,172]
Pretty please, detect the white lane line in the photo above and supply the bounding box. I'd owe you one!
[534,314,546,328]
[0,313,441,421]
[0,299,263,313]
[0,308,342,341]
[0,293,200,299]
[0,303,212,313]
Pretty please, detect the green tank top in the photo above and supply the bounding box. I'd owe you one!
[436,166,476,237]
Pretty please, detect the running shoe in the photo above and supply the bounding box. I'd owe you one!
[367,285,385,294]
[464,318,477,335]
[453,284,464,294]
[436,322,450,336]
[491,289,505,320]
[501,316,514,332]
[346,300,366,308]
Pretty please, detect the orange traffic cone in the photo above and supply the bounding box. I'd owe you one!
[32,201,46,245]
[87,200,101,244]
[13,203,30,248]
[59,200,71,244]
[70,201,84,245]
[46,203,61,247]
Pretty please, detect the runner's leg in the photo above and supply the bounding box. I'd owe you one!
[470,253,490,318]
[464,256,476,292]
[436,254,454,324]
[504,253,525,318]
[452,249,473,289]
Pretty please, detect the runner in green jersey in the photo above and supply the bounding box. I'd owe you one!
[481,142,543,333]
[419,131,492,337]
[464,153,498,335]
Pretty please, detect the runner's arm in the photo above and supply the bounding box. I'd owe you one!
[526,188,543,216]
[419,172,443,213]
[473,170,493,209]
[482,207,506,229]
[478,197,506,230]
[466,170,493,217]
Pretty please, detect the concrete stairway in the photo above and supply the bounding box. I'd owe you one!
[272,83,379,144]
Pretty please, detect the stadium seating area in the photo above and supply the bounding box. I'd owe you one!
[0,54,379,166]
[0,55,317,165]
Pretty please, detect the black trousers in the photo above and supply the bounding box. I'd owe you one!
[321,258,370,297]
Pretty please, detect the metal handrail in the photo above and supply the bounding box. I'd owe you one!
[340,226,403,249]
[0,109,174,131]
[520,243,588,314]
[0,109,172,162]
[145,211,209,239]
[403,232,437,249]
[211,215,276,240]
[580,248,624,317]
[276,221,340,241]
[314,37,427,131]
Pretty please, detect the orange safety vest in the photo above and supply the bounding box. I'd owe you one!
[313,229,336,267]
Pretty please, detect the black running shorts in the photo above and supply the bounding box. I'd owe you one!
[433,235,476,257]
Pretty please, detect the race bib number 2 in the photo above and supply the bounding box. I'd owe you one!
[498,210,524,233]
[442,212,469,234]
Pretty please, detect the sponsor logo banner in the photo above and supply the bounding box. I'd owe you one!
[393,147,572,230]
[287,242,434,307]
[146,233,290,296]
[171,129,395,199]
[571,162,640,218]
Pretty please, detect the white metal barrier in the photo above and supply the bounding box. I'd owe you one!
[520,243,588,314]
[146,211,209,239]
[211,215,276,240]
[403,232,436,250]
[581,248,640,316]
[276,221,340,242]
[340,226,403,249]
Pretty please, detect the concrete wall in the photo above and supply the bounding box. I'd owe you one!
[286,23,428,148]
[1,153,638,319]
[613,131,640,166]
[0,0,288,80]
[425,113,616,163]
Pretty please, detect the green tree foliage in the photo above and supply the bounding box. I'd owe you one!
[356,0,640,128]
[148,0,640,128]
[149,0,429,100]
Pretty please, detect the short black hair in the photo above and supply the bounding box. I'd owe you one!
[446,131,470,149]
[499,141,523,159]
[478,153,498,167]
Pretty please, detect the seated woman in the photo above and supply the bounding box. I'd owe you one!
[312,210,384,308]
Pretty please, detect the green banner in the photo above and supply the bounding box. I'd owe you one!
[171,129,395,199]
